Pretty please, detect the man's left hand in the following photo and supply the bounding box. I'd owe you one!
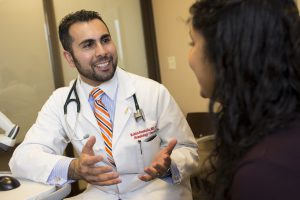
[139,138,177,182]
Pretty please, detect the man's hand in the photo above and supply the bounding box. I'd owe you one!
[68,136,121,185]
[139,139,177,182]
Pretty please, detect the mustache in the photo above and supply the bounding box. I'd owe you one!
[93,55,113,64]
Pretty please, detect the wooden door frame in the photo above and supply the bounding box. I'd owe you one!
[139,0,161,82]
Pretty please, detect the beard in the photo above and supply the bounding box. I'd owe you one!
[71,52,118,84]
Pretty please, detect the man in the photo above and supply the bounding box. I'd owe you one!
[9,10,199,199]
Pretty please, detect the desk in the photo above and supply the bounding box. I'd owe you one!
[0,172,56,200]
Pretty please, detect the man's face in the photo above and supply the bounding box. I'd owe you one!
[64,19,118,86]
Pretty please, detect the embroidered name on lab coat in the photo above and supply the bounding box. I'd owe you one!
[130,126,157,140]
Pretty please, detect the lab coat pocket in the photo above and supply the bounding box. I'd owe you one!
[116,144,142,174]
[140,134,161,168]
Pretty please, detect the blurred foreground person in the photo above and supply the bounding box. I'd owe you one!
[188,0,300,199]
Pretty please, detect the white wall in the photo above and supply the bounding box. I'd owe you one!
[152,0,300,115]
[0,0,54,142]
[152,0,209,115]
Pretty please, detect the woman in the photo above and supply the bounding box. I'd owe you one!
[188,0,300,199]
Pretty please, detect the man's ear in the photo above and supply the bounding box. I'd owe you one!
[63,51,75,68]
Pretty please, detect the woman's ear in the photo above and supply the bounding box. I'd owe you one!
[63,51,75,68]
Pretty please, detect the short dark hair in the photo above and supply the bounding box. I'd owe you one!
[190,0,300,199]
[58,10,109,51]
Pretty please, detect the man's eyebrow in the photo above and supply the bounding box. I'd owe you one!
[79,39,95,46]
[78,33,111,46]
[100,33,111,40]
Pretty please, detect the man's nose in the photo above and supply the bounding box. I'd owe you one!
[95,43,107,56]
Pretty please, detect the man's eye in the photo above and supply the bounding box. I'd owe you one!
[83,43,92,48]
[82,42,95,49]
[102,37,111,44]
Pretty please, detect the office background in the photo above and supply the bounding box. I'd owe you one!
[0,0,299,143]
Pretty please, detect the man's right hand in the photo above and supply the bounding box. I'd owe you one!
[68,136,121,186]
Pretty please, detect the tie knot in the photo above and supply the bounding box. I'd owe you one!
[90,87,104,100]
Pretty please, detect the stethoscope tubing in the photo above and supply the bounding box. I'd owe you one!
[64,79,80,115]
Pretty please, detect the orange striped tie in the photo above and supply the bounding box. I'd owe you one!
[90,88,115,165]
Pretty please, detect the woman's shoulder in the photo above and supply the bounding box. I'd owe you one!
[230,120,300,199]
[242,118,300,166]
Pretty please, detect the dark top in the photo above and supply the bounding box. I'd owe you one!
[230,119,300,200]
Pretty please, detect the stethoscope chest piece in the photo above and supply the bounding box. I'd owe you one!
[134,108,145,122]
[133,93,145,122]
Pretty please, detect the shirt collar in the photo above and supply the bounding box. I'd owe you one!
[78,71,118,101]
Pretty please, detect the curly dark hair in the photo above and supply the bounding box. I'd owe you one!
[58,10,109,52]
[190,0,300,199]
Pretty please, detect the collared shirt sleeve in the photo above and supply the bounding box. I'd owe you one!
[47,157,75,186]
[160,160,181,184]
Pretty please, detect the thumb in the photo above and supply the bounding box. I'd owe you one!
[165,139,177,155]
[82,136,96,155]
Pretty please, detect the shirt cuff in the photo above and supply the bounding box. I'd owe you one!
[47,157,75,186]
[160,160,181,184]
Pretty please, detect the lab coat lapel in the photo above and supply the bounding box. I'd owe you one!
[113,69,135,146]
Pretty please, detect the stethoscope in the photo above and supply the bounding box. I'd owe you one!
[63,79,145,142]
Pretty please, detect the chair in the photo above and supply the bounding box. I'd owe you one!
[186,112,214,138]
[191,134,215,200]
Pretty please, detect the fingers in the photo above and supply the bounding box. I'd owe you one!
[76,163,121,185]
[73,136,122,186]
[81,154,103,166]
[152,162,168,175]
[139,139,176,182]
[139,173,155,182]
[86,170,121,186]
[92,177,121,186]
[139,163,170,182]
[81,164,113,176]
[139,165,169,182]
[165,138,177,155]
[144,166,159,177]
[81,136,96,155]
[139,165,159,182]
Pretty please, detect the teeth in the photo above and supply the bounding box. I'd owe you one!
[96,61,109,68]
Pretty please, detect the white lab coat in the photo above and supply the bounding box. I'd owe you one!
[9,68,199,200]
